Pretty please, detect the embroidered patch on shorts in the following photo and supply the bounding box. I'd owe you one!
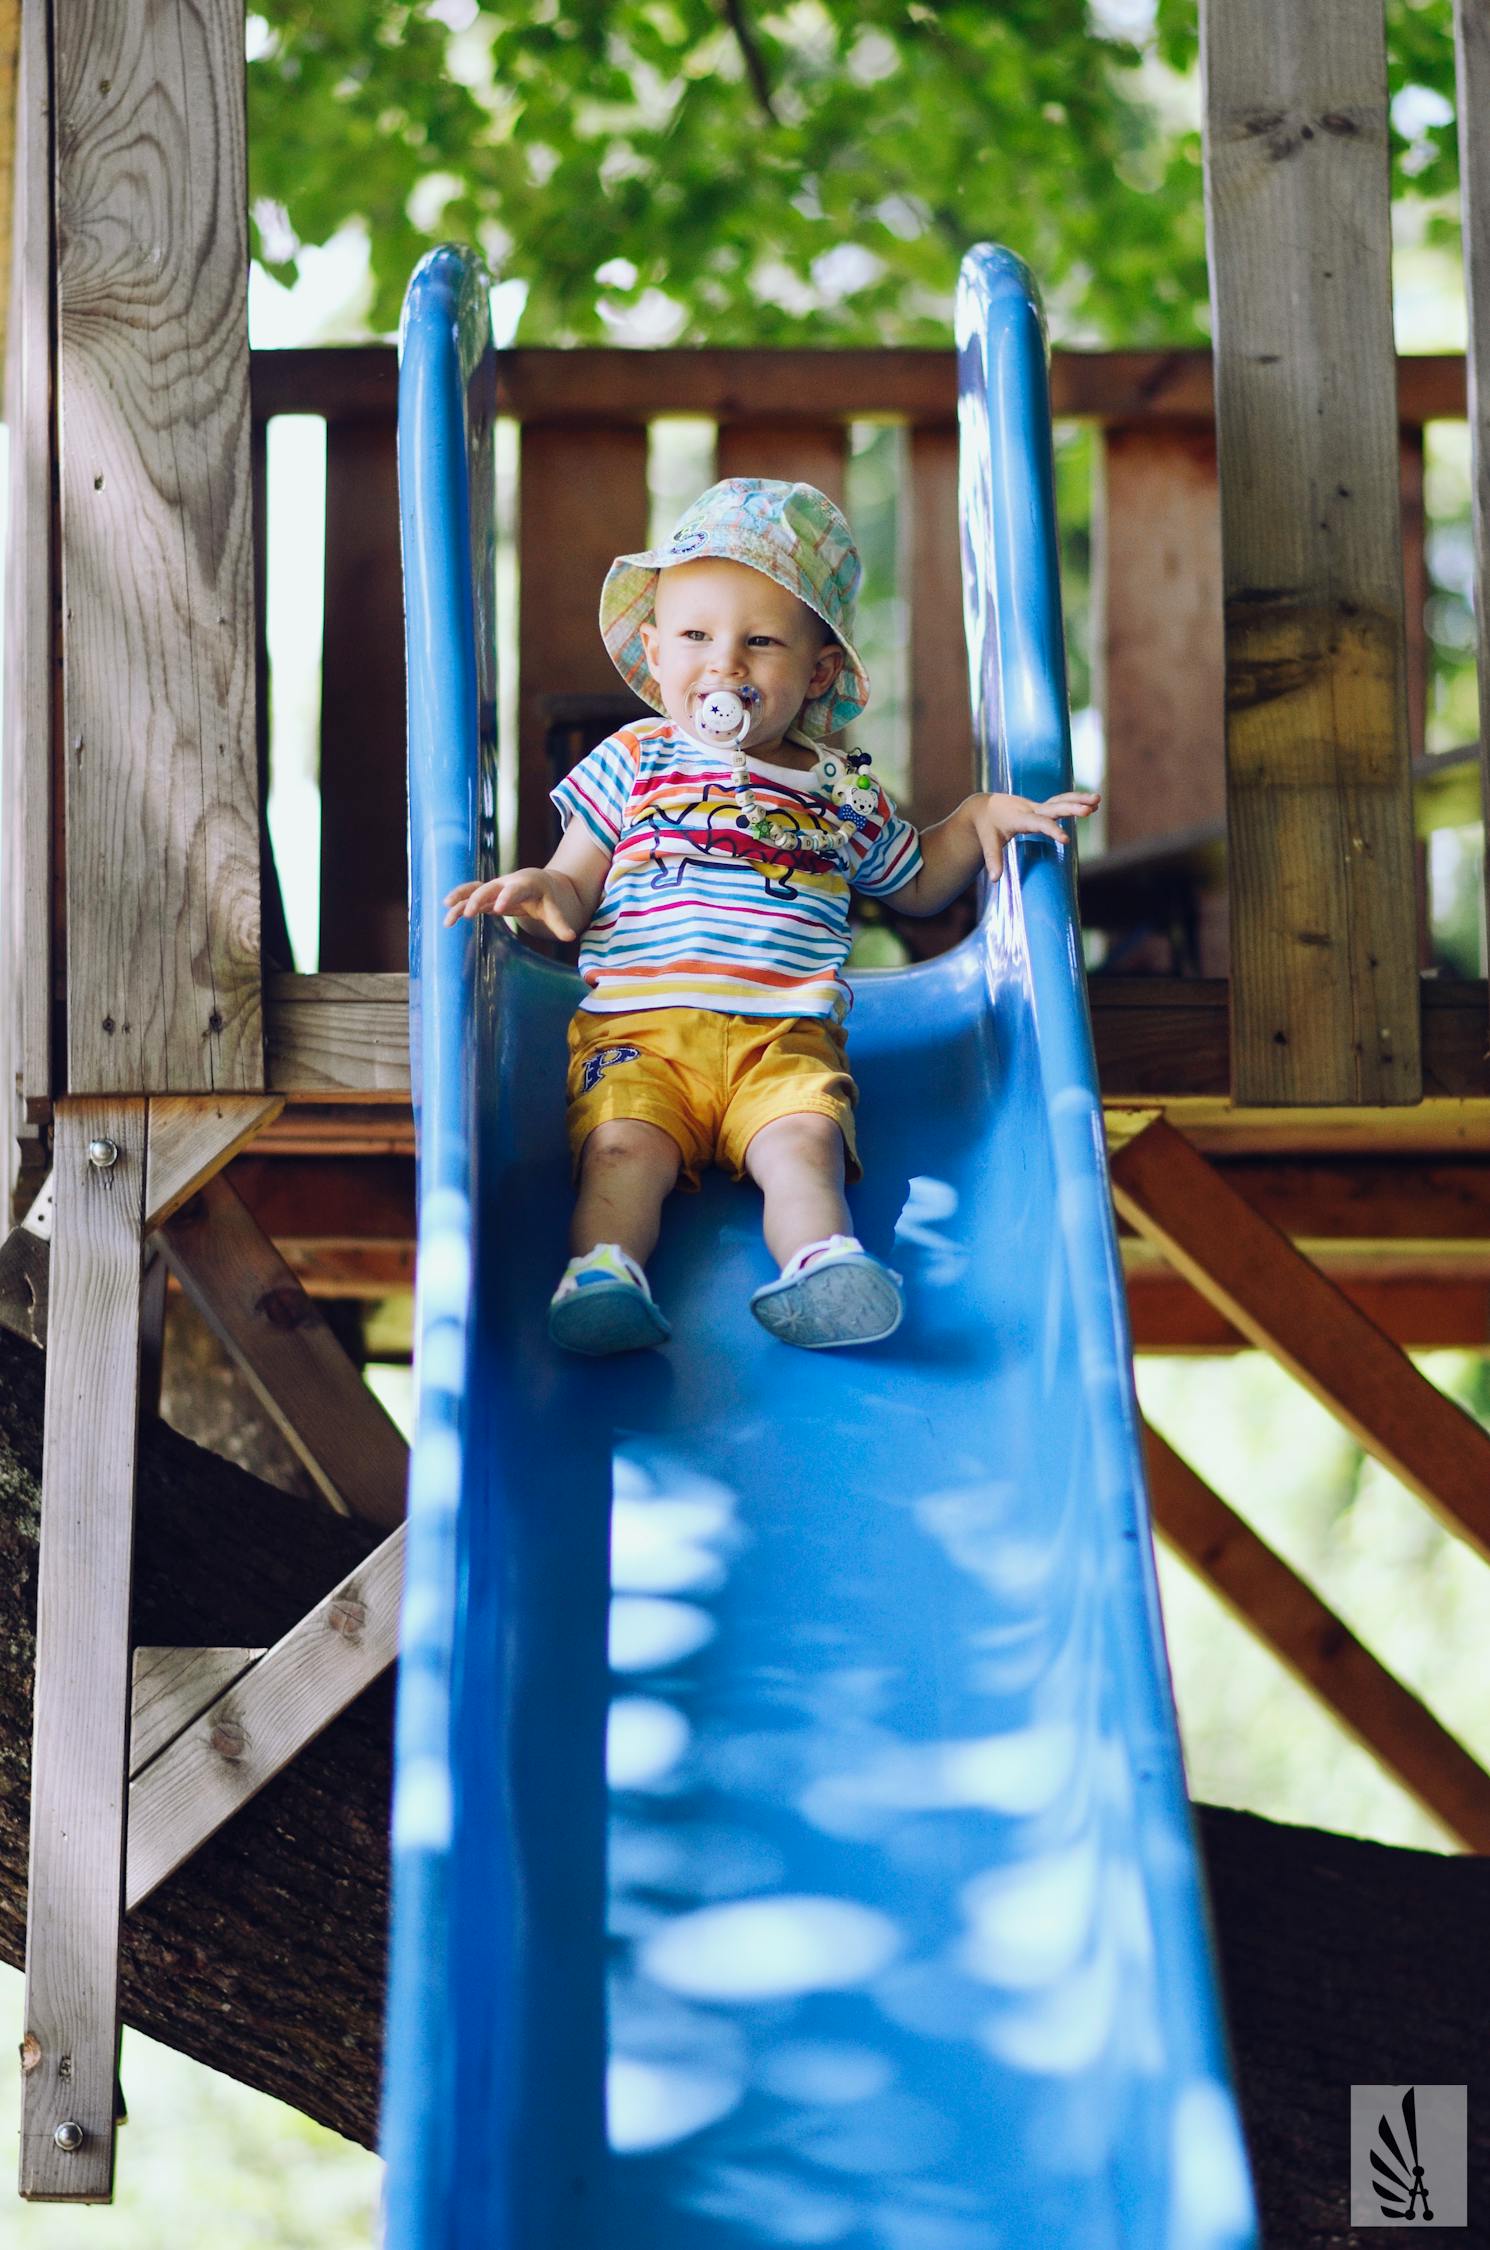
[581,1043,643,1093]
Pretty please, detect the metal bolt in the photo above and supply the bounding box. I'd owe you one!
[87,1138,119,1170]
[54,2120,84,2153]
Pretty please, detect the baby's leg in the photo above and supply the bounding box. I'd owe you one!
[743,1113,850,1267]
[572,1119,682,1266]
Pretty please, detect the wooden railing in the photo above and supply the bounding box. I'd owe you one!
[249,345,1466,978]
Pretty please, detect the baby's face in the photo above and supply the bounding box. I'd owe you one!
[639,558,843,757]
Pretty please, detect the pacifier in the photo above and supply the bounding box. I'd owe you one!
[691,686,756,745]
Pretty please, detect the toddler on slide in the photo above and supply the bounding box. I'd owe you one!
[444,477,1097,1354]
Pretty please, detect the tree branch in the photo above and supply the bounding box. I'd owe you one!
[717,0,778,125]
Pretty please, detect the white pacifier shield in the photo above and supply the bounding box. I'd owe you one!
[693,689,750,742]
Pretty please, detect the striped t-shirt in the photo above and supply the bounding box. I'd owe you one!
[551,719,922,1020]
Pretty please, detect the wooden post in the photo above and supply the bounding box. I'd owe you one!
[1200,0,1421,1104]
[1454,0,1490,994]
[20,1101,145,2199]
[906,423,975,824]
[54,0,261,1093]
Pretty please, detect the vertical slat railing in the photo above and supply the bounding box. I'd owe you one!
[906,421,974,823]
[716,417,848,506]
[1200,0,1421,1104]
[1453,0,1490,995]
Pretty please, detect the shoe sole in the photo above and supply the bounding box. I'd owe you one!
[549,1282,670,1356]
[750,1258,903,1350]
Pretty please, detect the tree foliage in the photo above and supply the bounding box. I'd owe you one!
[247,0,1462,345]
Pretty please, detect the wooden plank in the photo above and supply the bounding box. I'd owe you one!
[2,0,53,1138]
[1097,425,1226,851]
[126,1522,404,1909]
[1128,1271,1490,1354]
[138,1244,167,1418]
[144,1094,284,1231]
[56,0,261,1093]
[159,1172,407,1531]
[0,0,18,367]
[20,1100,144,2199]
[0,1168,51,1345]
[1144,1422,1490,1849]
[1110,1119,1490,1559]
[907,424,974,823]
[1454,0,1490,1011]
[226,1153,414,1245]
[319,418,408,973]
[129,1646,264,1777]
[264,971,411,1094]
[251,416,294,975]
[715,419,847,507]
[248,343,1470,430]
[517,423,648,866]
[1200,0,1420,1104]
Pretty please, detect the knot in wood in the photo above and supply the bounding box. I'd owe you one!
[327,1596,366,1640]
[19,2033,40,2075]
[210,1719,247,1762]
[255,1285,312,1332]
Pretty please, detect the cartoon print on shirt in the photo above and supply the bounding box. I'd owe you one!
[632,794,843,901]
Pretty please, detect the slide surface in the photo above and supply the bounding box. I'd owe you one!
[381,243,1260,2250]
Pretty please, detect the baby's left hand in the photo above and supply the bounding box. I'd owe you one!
[969,790,1100,881]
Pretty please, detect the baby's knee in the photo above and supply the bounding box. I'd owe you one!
[582,1118,680,1175]
[747,1111,845,1177]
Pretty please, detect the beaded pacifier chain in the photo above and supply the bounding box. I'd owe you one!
[690,688,880,862]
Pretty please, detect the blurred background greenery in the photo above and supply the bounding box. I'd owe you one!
[4,0,1487,2239]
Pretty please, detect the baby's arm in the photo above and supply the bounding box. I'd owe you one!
[890,789,1099,916]
[442,819,612,942]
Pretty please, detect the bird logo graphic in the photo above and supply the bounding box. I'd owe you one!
[1370,2086,1433,2222]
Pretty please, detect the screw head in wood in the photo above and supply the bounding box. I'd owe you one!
[87,1138,119,1169]
[53,2120,84,2153]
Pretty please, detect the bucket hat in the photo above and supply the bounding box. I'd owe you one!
[599,477,870,740]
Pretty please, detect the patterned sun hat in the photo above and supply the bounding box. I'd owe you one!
[599,477,870,739]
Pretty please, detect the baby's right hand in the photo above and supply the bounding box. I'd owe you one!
[442,870,577,942]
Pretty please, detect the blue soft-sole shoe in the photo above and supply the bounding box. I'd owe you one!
[750,1253,903,1350]
[549,1278,670,1356]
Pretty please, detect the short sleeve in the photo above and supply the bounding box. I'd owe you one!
[550,732,639,851]
[849,785,922,898]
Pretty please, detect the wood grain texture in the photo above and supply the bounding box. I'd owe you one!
[143,1093,282,1230]
[0,0,19,367]
[129,1645,263,1777]
[319,419,407,972]
[1200,0,1420,1104]
[907,423,974,823]
[715,418,846,506]
[2,0,53,1144]
[55,0,261,1093]
[1454,0,1490,1016]
[126,1520,404,1909]
[1097,425,1225,850]
[264,970,411,1094]
[1111,1119,1490,1557]
[1145,1421,1490,1849]
[517,422,647,866]
[1128,1271,1490,1353]
[160,1172,407,1530]
[20,1100,144,2199]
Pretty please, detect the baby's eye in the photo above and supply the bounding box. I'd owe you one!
[681,628,709,641]
[747,634,782,647]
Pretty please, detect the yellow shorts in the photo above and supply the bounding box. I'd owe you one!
[565,1006,861,1193]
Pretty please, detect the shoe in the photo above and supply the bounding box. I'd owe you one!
[549,1243,670,1356]
[750,1234,903,1350]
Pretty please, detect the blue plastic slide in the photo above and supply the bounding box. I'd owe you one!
[380,242,1260,2250]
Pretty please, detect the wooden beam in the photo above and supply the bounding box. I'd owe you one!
[226,1153,414,1244]
[56,0,261,1093]
[248,342,1471,431]
[1454,0,1490,1008]
[1,0,52,1136]
[0,1169,52,1345]
[126,1523,404,1910]
[1111,1119,1490,1560]
[1200,0,1420,1104]
[1128,1271,1490,1354]
[716,420,847,508]
[129,1646,264,1778]
[264,972,411,1095]
[160,1174,407,1532]
[1145,1422,1490,1850]
[143,1095,284,1232]
[21,1102,144,2199]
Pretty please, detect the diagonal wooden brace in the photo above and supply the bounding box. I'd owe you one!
[1111,1118,1490,1559]
[1144,1419,1490,1850]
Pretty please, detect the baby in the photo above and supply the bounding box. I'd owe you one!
[444,477,1097,1355]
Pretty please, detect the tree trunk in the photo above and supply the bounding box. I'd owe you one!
[0,1324,1485,2240]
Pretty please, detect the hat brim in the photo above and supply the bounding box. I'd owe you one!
[599,545,871,741]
